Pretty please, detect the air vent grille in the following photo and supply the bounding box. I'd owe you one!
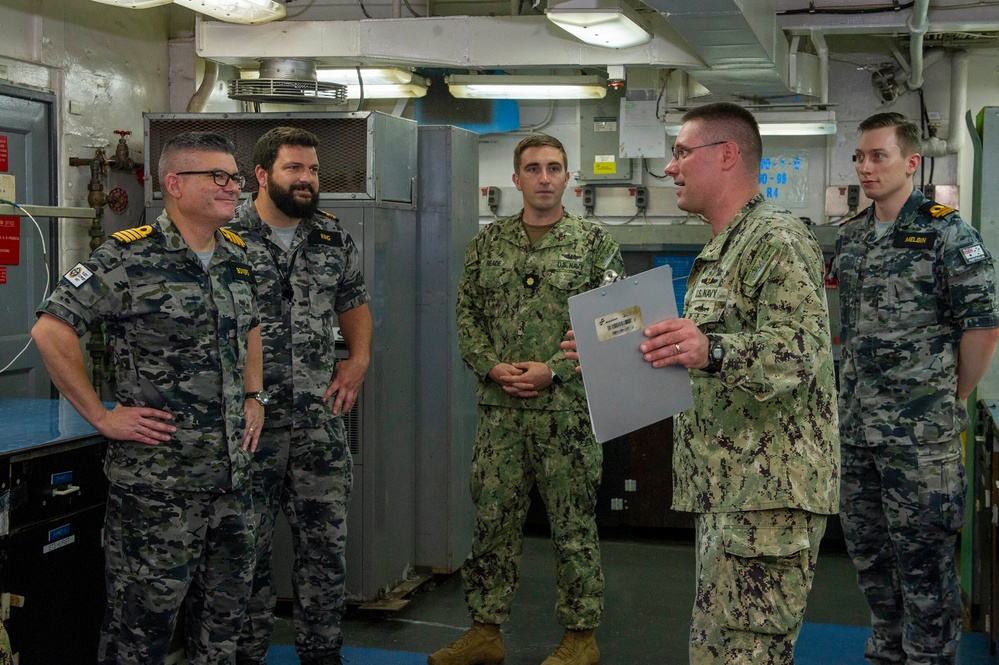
[228,78,348,105]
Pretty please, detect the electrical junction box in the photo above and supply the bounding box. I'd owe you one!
[578,88,632,182]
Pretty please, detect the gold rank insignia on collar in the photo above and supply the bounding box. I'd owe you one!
[111,225,154,243]
[523,272,539,289]
[220,227,246,248]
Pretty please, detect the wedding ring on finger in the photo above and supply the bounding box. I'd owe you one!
[675,343,681,354]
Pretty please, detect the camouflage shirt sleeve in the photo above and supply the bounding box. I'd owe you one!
[940,218,999,330]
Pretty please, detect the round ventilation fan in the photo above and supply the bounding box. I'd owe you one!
[229,58,348,105]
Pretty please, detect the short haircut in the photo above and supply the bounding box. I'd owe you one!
[254,126,320,172]
[681,102,763,170]
[858,112,922,156]
[513,134,568,173]
[158,131,236,179]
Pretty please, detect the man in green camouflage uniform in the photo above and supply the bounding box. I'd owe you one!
[833,112,999,665]
[429,134,622,665]
[632,103,840,664]
[31,132,263,665]
[231,127,371,665]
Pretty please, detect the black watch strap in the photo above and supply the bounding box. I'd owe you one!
[704,334,724,374]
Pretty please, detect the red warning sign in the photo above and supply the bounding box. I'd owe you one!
[0,135,7,172]
[0,216,20,265]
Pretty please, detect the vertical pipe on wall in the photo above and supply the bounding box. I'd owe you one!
[810,29,828,106]
[924,50,969,157]
[906,0,930,90]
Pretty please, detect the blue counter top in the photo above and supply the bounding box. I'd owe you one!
[0,399,102,455]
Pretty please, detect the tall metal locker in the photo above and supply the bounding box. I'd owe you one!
[143,111,419,602]
[414,126,479,575]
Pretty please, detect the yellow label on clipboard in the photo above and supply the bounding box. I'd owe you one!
[595,305,643,342]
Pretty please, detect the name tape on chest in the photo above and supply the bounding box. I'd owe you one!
[309,229,344,247]
[961,243,987,265]
[64,262,94,287]
[229,262,254,282]
[892,231,937,249]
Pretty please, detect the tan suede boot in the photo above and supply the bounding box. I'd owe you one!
[540,629,599,665]
[427,622,505,665]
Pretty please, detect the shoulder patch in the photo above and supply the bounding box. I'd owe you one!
[219,227,246,248]
[63,262,94,288]
[110,225,154,244]
[960,243,988,265]
[318,209,339,222]
[919,201,958,219]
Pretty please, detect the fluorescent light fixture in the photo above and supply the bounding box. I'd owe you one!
[317,68,417,86]
[546,0,651,49]
[447,74,608,100]
[172,0,286,24]
[663,110,837,136]
[89,0,173,7]
[342,83,428,99]
[315,68,430,98]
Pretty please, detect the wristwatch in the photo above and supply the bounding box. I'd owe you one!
[704,335,724,374]
[245,390,271,406]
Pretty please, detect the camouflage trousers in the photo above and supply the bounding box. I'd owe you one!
[236,420,352,665]
[839,440,966,665]
[98,482,255,665]
[463,405,604,629]
[691,509,826,665]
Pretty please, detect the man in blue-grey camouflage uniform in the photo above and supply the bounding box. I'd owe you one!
[594,102,840,664]
[429,134,622,665]
[31,131,263,665]
[231,127,371,665]
[833,112,999,665]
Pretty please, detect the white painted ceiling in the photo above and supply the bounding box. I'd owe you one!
[195,0,999,99]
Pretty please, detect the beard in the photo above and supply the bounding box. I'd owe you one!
[267,174,320,219]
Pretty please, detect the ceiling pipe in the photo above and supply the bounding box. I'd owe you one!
[906,0,930,90]
[810,29,828,105]
[187,59,219,113]
[923,50,969,158]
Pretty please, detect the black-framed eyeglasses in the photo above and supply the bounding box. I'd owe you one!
[671,140,730,162]
[175,170,246,188]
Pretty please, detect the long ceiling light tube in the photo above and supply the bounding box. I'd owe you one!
[447,74,608,100]
[663,110,837,136]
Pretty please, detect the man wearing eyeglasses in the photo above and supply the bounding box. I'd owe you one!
[31,131,262,665]
[601,102,838,663]
[229,127,370,665]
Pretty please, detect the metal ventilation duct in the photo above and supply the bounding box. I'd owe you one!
[640,0,796,97]
[228,58,348,105]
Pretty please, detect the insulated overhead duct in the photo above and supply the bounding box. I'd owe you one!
[640,0,816,98]
[228,58,348,105]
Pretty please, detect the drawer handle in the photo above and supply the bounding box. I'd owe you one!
[52,484,81,496]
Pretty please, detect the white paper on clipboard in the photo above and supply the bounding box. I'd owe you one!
[568,264,694,443]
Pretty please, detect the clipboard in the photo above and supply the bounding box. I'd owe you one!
[568,264,694,443]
